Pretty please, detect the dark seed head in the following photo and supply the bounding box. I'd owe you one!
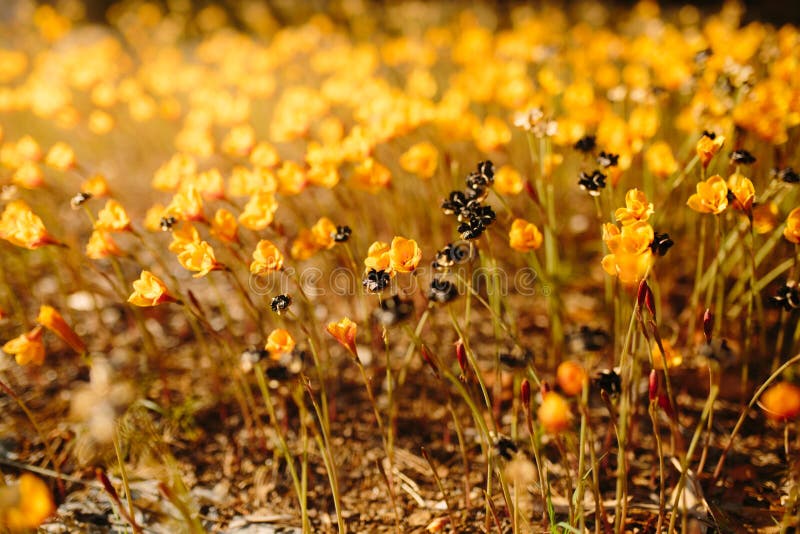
[333,225,351,243]
[363,269,391,293]
[270,294,292,314]
[373,294,414,326]
[774,167,800,184]
[429,277,459,303]
[597,151,619,168]
[730,150,756,165]
[574,135,597,153]
[70,192,92,209]
[651,232,674,256]
[477,160,495,182]
[493,434,518,460]
[160,216,177,231]
[595,368,622,396]
[578,170,607,196]
[771,282,800,311]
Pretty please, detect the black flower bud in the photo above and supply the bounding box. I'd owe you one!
[363,269,391,293]
[333,225,352,243]
[270,294,292,313]
[574,135,597,153]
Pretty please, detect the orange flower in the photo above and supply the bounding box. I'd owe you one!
[652,339,683,370]
[307,164,340,189]
[144,203,167,232]
[727,172,755,213]
[537,392,572,434]
[81,174,110,198]
[0,473,55,530]
[645,141,678,178]
[474,116,511,153]
[177,240,224,277]
[615,189,654,226]
[556,361,586,396]
[265,328,296,357]
[509,218,543,252]
[152,153,197,192]
[166,184,205,222]
[36,305,85,354]
[399,141,438,179]
[44,141,76,170]
[277,161,308,196]
[210,208,238,244]
[95,199,132,232]
[2,326,45,365]
[687,175,728,214]
[493,165,524,195]
[86,230,123,260]
[221,123,256,157]
[128,271,176,307]
[12,161,44,189]
[753,202,778,235]
[291,229,320,260]
[696,133,725,169]
[784,207,800,244]
[311,217,337,250]
[250,141,280,168]
[250,239,284,274]
[760,382,800,421]
[364,241,392,273]
[192,168,227,200]
[352,157,392,193]
[389,236,422,273]
[238,189,278,230]
[0,200,60,249]
[327,317,358,357]
[601,221,654,285]
[168,222,200,253]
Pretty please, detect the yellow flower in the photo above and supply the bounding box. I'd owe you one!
[537,392,572,434]
[44,141,76,171]
[753,202,778,235]
[250,141,280,168]
[615,189,654,226]
[277,161,308,196]
[265,328,296,357]
[0,200,60,249]
[2,326,45,366]
[144,203,166,232]
[645,141,678,178]
[95,199,132,232]
[0,473,55,530]
[696,133,725,169]
[221,124,256,157]
[601,221,654,285]
[307,164,340,189]
[12,161,44,189]
[210,208,238,244]
[165,184,205,222]
[291,229,320,260]
[36,305,85,354]
[364,241,391,273]
[474,116,511,153]
[250,239,284,274]
[652,339,683,370]
[238,188,278,230]
[311,217,337,250]
[352,157,392,194]
[128,271,176,307]
[152,153,197,192]
[389,236,422,273]
[192,168,226,200]
[760,382,800,421]
[81,174,110,198]
[509,218,543,252]
[177,240,224,277]
[493,165,524,195]
[326,317,358,357]
[784,207,800,244]
[727,172,755,213]
[15,135,42,162]
[86,230,123,260]
[687,175,728,214]
[556,361,587,396]
[399,142,438,179]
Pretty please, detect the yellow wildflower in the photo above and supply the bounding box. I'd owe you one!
[509,218,543,252]
[2,326,46,366]
[687,175,728,214]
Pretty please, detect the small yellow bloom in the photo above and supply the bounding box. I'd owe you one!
[12,161,44,189]
[44,141,76,171]
[760,382,800,421]
[250,141,280,168]
[0,200,60,249]
[753,202,778,234]
[509,218,543,252]
[602,221,655,285]
[399,142,438,179]
[556,361,587,396]
[651,339,682,370]
[210,208,238,244]
[645,141,678,178]
[307,164,340,189]
[537,392,572,434]
[95,199,132,232]
[2,326,45,366]
[727,172,755,213]
[389,236,422,273]
[0,473,55,530]
[192,168,226,200]
[474,116,512,153]
[364,241,392,273]
[177,240,224,278]
[81,174,110,198]
[493,165,524,195]
[250,239,284,274]
[152,153,197,192]
[277,161,307,196]
[165,184,205,222]
[221,123,256,157]
[615,189,654,226]
[291,230,320,260]
[687,175,728,214]
[784,207,800,244]
[128,271,176,307]
[37,304,85,354]
[144,203,167,232]
[238,189,278,230]
[265,328,296,357]
[311,217,337,250]
[696,133,725,169]
[86,230,123,260]
[326,317,358,357]
[15,135,42,162]
[352,157,392,194]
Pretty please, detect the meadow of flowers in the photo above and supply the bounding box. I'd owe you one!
[1,0,800,532]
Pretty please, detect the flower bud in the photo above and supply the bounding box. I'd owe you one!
[703,308,713,343]
[649,369,658,402]
[521,379,531,413]
[420,345,440,379]
[455,339,467,375]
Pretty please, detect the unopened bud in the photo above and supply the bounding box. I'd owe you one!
[540,381,551,397]
[637,280,656,320]
[420,345,440,379]
[703,308,713,343]
[521,379,531,413]
[649,369,658,402]
[455,339,467,375]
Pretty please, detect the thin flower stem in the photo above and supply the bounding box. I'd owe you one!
[688,216,707,342]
